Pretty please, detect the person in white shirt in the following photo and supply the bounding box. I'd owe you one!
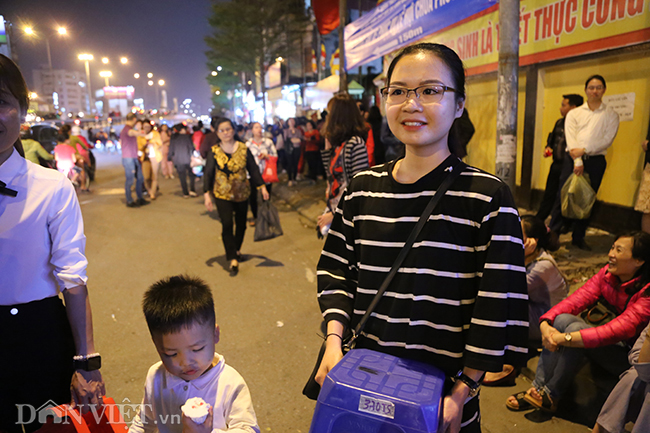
[0,54,104,432]
[130,275,259,433]
[549,74,620,251]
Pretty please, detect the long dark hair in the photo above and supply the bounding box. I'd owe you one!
[616,231,650,295]
[521,215,559,252]
[0,54,29,157]
[322,94,367,147]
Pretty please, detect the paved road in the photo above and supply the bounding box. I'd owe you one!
[82,152,594,432]
[83,153,322,432]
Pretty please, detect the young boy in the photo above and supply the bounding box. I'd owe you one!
[129,275,259,433]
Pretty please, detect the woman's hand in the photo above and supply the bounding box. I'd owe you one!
[642,140,649,153]
[523,237,538,257]
[540,321,559,352]
[261,186,270,201]
[439,391,466,433]
[315,337,344,385]
[70,370,105,413]
[203,193,214,212]
[317,211,334,230]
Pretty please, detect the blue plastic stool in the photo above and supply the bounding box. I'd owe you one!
[309,349,446,433]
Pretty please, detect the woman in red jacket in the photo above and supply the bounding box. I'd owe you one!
[507,231,650,414]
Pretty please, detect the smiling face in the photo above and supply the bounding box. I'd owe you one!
[152,321,220,381]
[608,236,644,282]
[0,86,22,165]
[385,52,464,154]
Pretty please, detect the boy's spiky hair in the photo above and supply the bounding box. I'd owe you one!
[143,275,215,335]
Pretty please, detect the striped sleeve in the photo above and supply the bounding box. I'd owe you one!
[464,183,529,371]
[345,136,370,178]
[317,189,359,328]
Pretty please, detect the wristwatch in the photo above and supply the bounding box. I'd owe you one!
[73,354,102,371]
[564,333,573,344]
[454,371,481,397]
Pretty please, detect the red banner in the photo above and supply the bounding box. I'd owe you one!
[313,0,340,35]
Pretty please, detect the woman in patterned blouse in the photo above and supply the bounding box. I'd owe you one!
[203,118,269,276]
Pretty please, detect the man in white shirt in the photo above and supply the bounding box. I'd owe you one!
[0,54,104,432]
[550,74,620,250]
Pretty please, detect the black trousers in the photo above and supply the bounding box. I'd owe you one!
[249,184,272,219]
[536,158,564,221]
[286,147,302,181]
[550,154,607,242]
[0,297,75,433]
[304,151,323,180]
[215,198,249,261]
[176,164,195,196]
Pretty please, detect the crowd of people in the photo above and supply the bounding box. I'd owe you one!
[3,38,650,433]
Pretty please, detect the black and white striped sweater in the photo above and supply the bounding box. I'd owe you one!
[317,156,529,377]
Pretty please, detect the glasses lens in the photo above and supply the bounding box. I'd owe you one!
[383,85,446,104]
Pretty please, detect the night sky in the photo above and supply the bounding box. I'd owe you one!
[3,0,215,114]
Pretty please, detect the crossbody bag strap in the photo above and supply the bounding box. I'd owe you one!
[345,158,465,349]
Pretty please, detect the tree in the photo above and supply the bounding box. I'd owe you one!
[205,0,310,123]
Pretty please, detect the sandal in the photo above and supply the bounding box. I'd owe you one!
[506,391,534,412]
[483,365,517,387]
[523,389,557,413]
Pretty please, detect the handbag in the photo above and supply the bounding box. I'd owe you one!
[262,156,279,183]
[254,196,283,241]
[302,159,464,400]
[581,296,626,326]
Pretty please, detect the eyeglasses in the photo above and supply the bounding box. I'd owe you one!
[380,84,457,105]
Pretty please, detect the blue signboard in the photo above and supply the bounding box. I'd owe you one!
[344,0,497,70]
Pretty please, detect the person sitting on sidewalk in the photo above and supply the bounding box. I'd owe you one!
[594,321,650,433]
[484,215,567,386]
[506,231,650,414]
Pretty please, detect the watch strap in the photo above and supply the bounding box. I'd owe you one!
[455,371,480,396]
[73,354,102,371]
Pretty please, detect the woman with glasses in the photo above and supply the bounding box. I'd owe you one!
[315,43,528,433]
[203,118,269,276]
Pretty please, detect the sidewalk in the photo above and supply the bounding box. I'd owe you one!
[272,177,615,432]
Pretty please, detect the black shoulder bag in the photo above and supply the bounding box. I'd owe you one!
[302,159,464,400]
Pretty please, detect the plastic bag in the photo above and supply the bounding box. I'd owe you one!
[561,173,596,220]
[254,197,283,241]
[262,156,279,183]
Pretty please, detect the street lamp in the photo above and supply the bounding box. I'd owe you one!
[217,66,222,71]
[134,73,140,79]
[158,79,165,86]
[99,70,112,87]
[147,80,154,86]
[120,57,128,65]
[147,72,153,79]
[78,53,94,113]
[23,25,68,70]
[211,71,218,76]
